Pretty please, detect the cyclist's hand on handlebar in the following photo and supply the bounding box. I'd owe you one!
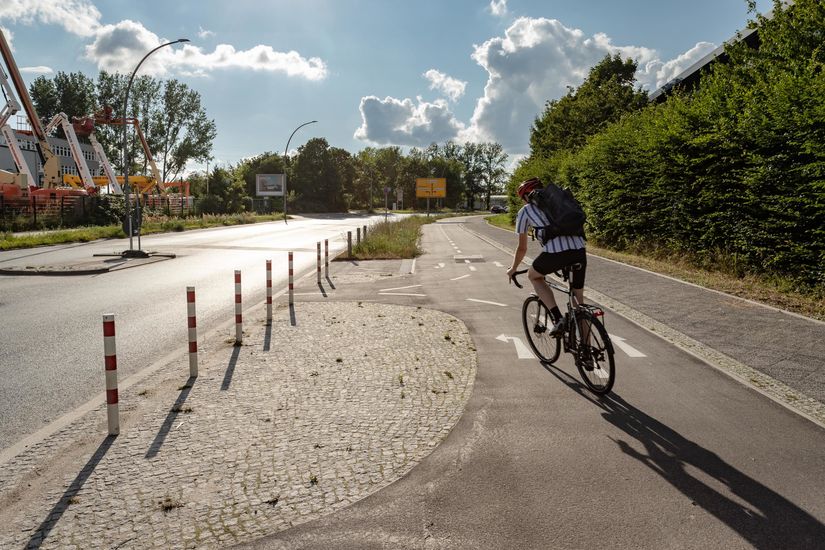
[508,267,527,288]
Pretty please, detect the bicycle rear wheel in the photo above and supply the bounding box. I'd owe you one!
[573,312,615,394]
[522,295,561,363]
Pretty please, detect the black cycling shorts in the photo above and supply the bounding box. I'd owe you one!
[532,248,587,289]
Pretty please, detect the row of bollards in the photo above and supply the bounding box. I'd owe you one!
[101,238,338,435]
[346,225,368,258]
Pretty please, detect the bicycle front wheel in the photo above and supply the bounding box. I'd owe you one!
[522,296,561,363]
[573,313,615,394]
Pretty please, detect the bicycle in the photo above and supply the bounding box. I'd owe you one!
[511,265,615,394]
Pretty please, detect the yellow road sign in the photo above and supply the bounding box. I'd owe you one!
[416,178,446,198]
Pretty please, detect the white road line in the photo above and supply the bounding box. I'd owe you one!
[468,266,477,271]
[378,292,427,297]
[456,249,462,253]
[451,274,471,281]
[495,334,536,359]
[467,298,507,307]
[435,262,445,269]
[611,335,647,357]
[494,261,505,268]
[380,284,423,292]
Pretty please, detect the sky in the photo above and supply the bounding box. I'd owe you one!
[0,0,774,174]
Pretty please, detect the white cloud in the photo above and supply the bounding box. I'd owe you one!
[0,0,101,37]
[354,95,465,147]
[489,0,508,17]
[636,41,716,89]
[423,69,467,102]
[460,17,662,152]
[197,26,214,40]
[1,1,327,81]
[84,19,327,80]
[19,65,53,74]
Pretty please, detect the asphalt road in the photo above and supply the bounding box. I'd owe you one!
[0,214,384,450]
[243,216,825,549]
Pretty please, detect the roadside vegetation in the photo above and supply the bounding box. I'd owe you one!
[0,212,283,251]
[347,216,436,260]
[486,215,825,321]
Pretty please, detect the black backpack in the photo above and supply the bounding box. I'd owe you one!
[529,183,586,243]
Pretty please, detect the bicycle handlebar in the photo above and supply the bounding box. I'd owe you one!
[509,269,528,288]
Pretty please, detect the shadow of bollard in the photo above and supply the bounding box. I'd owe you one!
[325,275,336,290]
[289,303,297,327]
[317,282,328,298]
[145,376,197,459]
[221,346,241,390]
[263,322,272,352]
[25,435,117,549]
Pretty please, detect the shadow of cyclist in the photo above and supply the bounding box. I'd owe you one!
[540,363,825,549]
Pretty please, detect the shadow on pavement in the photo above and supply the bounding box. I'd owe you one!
[145,376,197,459]
[541,362,825,549]
[325,275,336,290]
[263,323,272,352]
[25,435,117,549]
[317,282,328,298]
[221,346,242,390]
[289,304,296,326]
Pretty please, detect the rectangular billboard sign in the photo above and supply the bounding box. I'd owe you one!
[256,174,285,196]
[415,177,446,198]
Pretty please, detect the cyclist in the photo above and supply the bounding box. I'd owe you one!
[506,177,587,336]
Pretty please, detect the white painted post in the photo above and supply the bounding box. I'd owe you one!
[266,260,272,324]
[317,242,322,284]
[187,287,198,377]
[102,314,120,435]
[288,252,294,306]
[234,270,243,345]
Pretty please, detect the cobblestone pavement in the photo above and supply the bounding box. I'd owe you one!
[0,294,477,549]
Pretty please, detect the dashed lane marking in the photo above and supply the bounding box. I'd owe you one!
[467,298,507,307]
[468,266,477,272]
[378,292,427,297]
[451,274,471,281]
[379,284,423,292]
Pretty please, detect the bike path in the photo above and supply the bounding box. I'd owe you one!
[243,218,825,549]
[466,216,825,417]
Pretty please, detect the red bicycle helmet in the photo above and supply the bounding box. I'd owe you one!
[517,177,542,201]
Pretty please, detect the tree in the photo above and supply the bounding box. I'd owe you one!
[478,142,508,209]
[29,71,96,137]
[529,54,648,158]
[291,137,345,212]
[149,79,217,183]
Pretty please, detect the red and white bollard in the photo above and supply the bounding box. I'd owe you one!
[317,242,322,284]
[266,260,272,324]
[288,252,294,306]
[102,314,119,435]
[234,270,243,345]
[324,239,329,279]
[186,287,198,377]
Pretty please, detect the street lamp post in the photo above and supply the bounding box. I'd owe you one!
[282,120,317,224]
[122,38,189,257]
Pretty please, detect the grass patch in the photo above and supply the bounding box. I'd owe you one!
[487,216,825,321]
[348,216,436,259]
[0,212,285,251]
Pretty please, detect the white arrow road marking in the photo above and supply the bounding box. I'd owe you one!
[435,262,446,269]
[467,298,507,307]
[494,262,505,268]
[468,266,477,271]
[379,284,423,292]
[496,334,536,359]
[611,335,647,357]
[451,274,471,281]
